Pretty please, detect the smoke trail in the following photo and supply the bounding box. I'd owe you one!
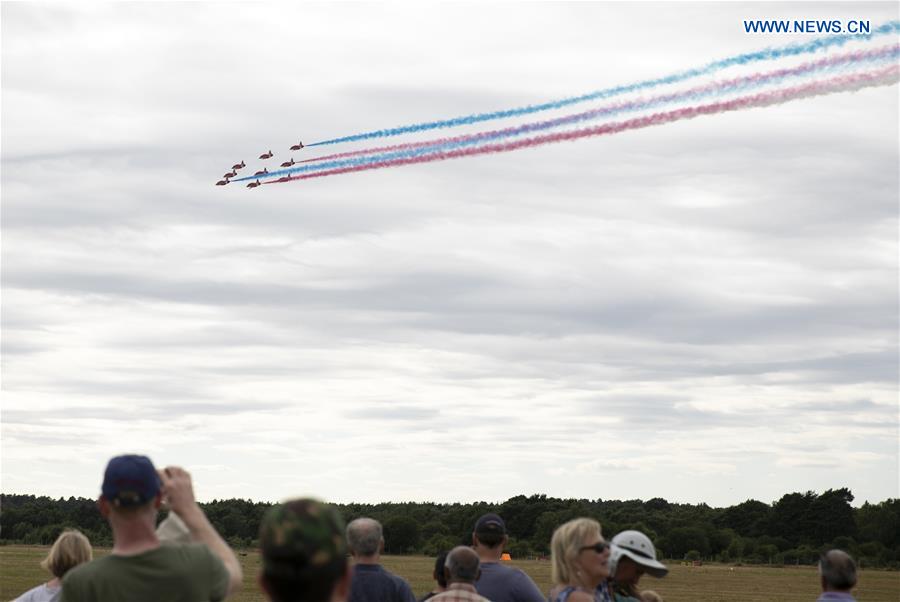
[269,66,898,184]
[235,47,897,182]
[298,45,898,167]
[307,21,899,147]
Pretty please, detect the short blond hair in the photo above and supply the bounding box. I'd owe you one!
[551,518,602,585]
[40,529,92,578]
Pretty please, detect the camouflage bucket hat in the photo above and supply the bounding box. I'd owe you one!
[260,498,348,578]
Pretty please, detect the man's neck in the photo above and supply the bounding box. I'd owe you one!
[354,555,381,565]
[111,520,161,556]
[475,546,503,562]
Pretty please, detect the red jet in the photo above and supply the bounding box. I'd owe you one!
[247,180,262,189]
[253,167,268,176]
[223,170,237,179]
[276,176,292,183]
[290,141,304,151]
[259,150,274,159]
[280,158,295,168]
[216,179,229,186]
[231,160,245,170]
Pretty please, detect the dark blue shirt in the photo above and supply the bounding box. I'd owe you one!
[349,564,417,602]
[475,562,546,602]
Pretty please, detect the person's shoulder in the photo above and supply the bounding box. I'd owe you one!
[480,561,513,575]
[566,590,595,602]
[12,583,51,602]
[390,569,413,589]
[64,554,113,581]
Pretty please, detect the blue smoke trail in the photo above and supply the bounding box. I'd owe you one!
[307,21,899,147]
[235,46,898,182]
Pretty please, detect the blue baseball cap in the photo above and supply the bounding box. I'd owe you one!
[101,454,161,507]
[474,513,506,535]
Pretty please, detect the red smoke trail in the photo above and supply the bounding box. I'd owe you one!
[297,46,898,168]
[270,66,898,185]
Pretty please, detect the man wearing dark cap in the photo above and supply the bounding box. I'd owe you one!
[817,550,858,601]
[61,454,242,601]
[471,513,544,602]
[258,498,351,602]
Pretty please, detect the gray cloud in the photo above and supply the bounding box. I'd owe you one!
[2,2,897,505]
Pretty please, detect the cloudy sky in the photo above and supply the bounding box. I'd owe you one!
[2,2,898,508]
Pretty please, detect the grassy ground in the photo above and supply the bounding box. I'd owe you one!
[2,547,898,602]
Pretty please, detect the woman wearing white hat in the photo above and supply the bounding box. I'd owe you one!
[607,531,668,602]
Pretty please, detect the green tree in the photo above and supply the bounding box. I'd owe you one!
[383,515,420,554]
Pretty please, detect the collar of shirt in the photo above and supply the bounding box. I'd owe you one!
[817,593,856,601]
[447,583,478,594]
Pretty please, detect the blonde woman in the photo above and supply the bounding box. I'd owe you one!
[550,518,613,602]
[13,529,92,602]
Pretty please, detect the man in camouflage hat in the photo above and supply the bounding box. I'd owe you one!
[259,498,352,602]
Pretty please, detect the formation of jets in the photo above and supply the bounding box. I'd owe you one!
[215,141,304,188]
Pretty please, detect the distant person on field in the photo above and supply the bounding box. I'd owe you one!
[607,531,667,602]
[60,454,243,601]
[471,513,544,602]
[346,518,416,602]
[419,551,450,602]
[13,529,92,602]
[257,498,351,602]
[817,550,857,602]
[428,546,489,602]
[549,517,613,602]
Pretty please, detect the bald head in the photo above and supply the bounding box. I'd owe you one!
[819,550,857,592]
[444,546,480,584]
[346,518,383,559]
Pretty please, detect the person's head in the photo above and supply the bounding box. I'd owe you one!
[98,454,162,524]
[609,530,668,586]
[551,518,610,588]
[819,550,857,593]
[40,529,92,579]
[433,551,450,589]
[346,518,383,559]
[258,498,350,602]
[444,546,481,585]
[472,513,508,552]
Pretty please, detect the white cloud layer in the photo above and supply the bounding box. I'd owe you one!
[2,2,898,507]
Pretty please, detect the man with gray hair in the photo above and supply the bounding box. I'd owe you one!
[347,518,416,602]
[817,550,858,601]
[428,546,490,602]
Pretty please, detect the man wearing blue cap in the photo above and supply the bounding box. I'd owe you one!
[471,513,545,602]
[61,454,243,601]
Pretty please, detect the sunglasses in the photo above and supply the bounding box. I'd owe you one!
[579,542,610,554]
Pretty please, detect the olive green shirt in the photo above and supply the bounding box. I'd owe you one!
[61,544,229,602]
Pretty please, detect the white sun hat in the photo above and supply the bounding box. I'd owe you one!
[610,530,669,578]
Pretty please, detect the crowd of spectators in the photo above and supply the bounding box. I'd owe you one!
[11,455,862,602]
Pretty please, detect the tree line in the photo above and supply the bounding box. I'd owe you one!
[2,488,897,568]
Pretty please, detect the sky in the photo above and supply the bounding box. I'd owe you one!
[2,2,898,509]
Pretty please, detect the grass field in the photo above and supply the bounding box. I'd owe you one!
[2,546,898,602]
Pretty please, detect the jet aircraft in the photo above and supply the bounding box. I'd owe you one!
[247,180,262,188]
[290,141,304,151]
[253,168,269,176]
[280,158,295,168]
[231,160,246,170]
[259,150,274,159]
